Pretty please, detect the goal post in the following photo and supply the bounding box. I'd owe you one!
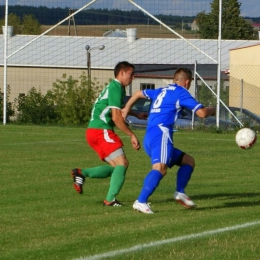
[3,0,253,128]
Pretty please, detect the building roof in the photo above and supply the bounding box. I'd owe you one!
[103,29,127,38]
[0,34,259,70]
[230,43,260,51]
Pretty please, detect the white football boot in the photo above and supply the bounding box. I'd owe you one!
[174,192,197,209]
[133,200,154,214]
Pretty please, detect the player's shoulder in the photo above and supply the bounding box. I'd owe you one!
[109,79,121,87]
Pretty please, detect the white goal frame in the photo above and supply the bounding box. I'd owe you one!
[3,0,240,127]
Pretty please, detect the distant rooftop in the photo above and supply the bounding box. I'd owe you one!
[103,29,127,38]
[0,33,259,70]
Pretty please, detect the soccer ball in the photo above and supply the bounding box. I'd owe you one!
[235,128,257,149]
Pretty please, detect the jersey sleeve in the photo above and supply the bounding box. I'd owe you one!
[179,89,203,112]
[143,88,162,100]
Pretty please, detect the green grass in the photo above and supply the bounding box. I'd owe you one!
[1,125,260,260]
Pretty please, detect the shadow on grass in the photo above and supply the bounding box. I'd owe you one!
[194,192,260,210]
[191,192,260,201]
[154,192,260,210]
[194,200,260,211]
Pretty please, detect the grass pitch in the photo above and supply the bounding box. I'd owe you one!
[1,125,260,260]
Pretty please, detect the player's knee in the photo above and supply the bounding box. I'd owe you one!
[182,154,195,168]
[117,157,129,168]
[188,156,195,168]
[123,159,129,168]
[110,154,129,168]
[152,163,167,175]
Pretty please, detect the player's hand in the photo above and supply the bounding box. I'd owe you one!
[121,108,128,120]
[130,135,140,150]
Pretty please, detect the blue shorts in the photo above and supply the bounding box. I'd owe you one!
[144,125,184,168]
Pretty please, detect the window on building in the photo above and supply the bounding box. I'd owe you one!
[140,83,155,90]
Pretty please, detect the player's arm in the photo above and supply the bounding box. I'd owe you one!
[181,92,216,119]
[111,108,140,150]
[122,90,146,119]
[196,106,216,118]
[128,110,148,120]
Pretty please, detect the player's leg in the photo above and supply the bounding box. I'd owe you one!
[133,127,171,214]
[71,129,117,194]
[71,165,114,194]
[88,129,129,206]
[81,129,117,178]
[171,149,196,208]
[103,149,128,206]
[177,154,195,192]
[137,164,165,204]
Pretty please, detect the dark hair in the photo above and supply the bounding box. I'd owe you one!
[173,68,192,81]
[114,61,135,77]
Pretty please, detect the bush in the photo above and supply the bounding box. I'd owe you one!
[50,72,104,125]
[15,87,57,124]
[0,86,15,123]
[12,72,108,125]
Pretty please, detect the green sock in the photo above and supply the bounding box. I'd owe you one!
[81,165,114,178]
[106,165,127,202]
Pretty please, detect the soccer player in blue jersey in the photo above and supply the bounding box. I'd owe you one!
[122,68,216,214]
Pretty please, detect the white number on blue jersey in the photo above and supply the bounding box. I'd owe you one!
[153,89,166,109]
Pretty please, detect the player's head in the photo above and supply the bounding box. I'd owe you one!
[173,68,192,90]
[114,61,135,87]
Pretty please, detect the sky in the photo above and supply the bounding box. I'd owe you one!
[0,0,259,17]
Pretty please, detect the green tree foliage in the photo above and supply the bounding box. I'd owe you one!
[197,80,229,106]
[0,13,22,34]
[0,5,195,26]
[50,72,103,125]
[0,86,15,123]
[0,13,41,35]
[197,0,255,40]
[15,88,57,124]
[22,14,41,35]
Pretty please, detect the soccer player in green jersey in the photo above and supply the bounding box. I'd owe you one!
[71,61,146,206]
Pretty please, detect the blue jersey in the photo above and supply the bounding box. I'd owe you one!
[143,83,203,132]
[143,83,203,167]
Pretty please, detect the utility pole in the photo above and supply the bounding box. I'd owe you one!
[68,9,78,36]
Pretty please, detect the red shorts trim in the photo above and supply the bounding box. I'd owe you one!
[86,128,123,160]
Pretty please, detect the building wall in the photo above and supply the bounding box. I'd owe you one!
[132,77,198,97]
[1,67,197,103]
[1,66,223,106]
[229,44,260,115]
[0,67,114,103]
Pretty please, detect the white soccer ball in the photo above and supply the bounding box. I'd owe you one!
[235,128,257,149]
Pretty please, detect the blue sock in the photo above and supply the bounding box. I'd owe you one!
[176,165,194,193]
[138,170,163,203]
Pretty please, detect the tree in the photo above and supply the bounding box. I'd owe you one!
[0,13,22,34]
[22,14,41,35]
[0,13,41,35]
[197,0,255,40]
